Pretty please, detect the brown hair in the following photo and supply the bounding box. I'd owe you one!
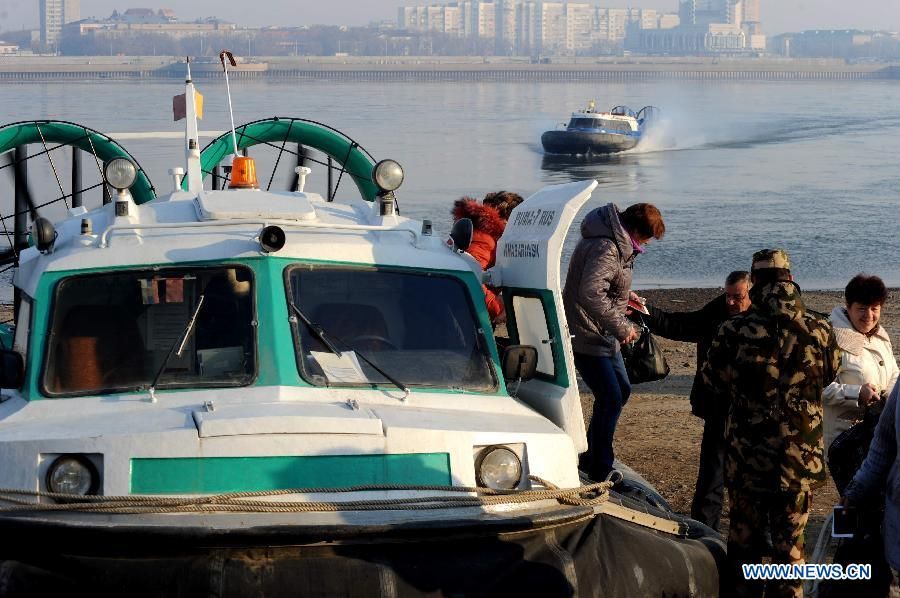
[845,273,888,307]
[483,191,524,221]
[620,203,665,241]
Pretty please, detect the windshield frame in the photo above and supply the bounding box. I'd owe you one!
[39,264,259,398]
[283,263,500,394]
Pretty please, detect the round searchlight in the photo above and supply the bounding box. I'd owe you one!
[475,446,522,490]
[372,159,404,193]
[31,217,57,253]
[46,455,99,496]
[104,158,138,191]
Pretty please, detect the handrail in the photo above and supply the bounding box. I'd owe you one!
[99,219,419,248]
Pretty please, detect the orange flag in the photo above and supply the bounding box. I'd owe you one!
[172,91,203,121]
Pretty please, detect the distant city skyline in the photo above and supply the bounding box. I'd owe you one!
[1,0,898,35]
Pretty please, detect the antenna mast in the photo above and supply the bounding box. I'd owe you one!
[184,56,203,192]
[220,50,240,156]
[219,50,259,189]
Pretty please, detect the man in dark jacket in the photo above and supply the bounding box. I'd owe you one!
[641,270,751,530]
[701,249,839,598]
[562,202,665,482]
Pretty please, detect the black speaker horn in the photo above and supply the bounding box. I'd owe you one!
[259,225,286,253]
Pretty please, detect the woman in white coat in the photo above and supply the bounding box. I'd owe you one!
[823,274,899,454]
[825,274,898,598]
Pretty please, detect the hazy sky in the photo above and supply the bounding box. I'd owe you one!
[0,0,897,35]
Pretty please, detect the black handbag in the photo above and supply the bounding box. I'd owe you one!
[828,400,885,495]
[621,316,670,384]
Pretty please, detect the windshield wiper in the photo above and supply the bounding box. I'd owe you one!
[289,301,342,356]
[289,301,409,399]
[148,294,205,402]
[353,350,409,399]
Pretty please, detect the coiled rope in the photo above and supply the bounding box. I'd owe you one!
[0,476,612,515]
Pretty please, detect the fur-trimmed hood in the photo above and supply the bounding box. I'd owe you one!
[580,203,634,262]
[830,305,890,356]
[452,198,506,240]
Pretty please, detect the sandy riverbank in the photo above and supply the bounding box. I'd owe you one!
[581,287,900,554]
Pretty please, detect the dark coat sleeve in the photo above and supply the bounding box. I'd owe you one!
[644,305,705,343]
[700,320,735,405]
[644,295,724,344]
[577,239,632,342]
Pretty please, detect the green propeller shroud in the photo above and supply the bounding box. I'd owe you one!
[189,117,380,202]
[0,120,155,203]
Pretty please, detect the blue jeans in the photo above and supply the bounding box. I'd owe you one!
[574,351,632,482]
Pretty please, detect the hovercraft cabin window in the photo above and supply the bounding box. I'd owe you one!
[569,118,600,129]
[42,266,256,396]
[569,118,630,132]
[285,265,497,392]
[602,120,631,132]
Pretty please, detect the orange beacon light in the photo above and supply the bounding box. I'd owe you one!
[229,155,259,189]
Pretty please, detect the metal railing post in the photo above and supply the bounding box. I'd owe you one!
[71,147,83,208]
[13,145,27,321]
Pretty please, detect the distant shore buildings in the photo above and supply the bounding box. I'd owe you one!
[770,30,900,60]
[0,2,891,60]
[51,8,240,56]
[636,0,765,54]
[40,0,80,46]
[398,2,680,55]
[62,8,236,40]
[397,0,767,56]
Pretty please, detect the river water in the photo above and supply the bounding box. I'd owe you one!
[1,78,899,289]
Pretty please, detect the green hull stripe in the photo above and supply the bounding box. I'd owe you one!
[130,453,451,494]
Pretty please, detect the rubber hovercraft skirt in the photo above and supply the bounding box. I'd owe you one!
[0,503,723,597]
[541,130,639,155]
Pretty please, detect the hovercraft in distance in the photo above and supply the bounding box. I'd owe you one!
[541,101,659,155]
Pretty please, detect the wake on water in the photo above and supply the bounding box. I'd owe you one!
[628,109,900,155]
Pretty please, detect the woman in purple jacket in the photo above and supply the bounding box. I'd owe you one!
[562,202,665,482]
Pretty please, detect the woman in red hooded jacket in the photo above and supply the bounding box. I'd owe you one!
[452,191,524,323]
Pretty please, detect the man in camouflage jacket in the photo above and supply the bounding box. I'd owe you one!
[701,249,840,598]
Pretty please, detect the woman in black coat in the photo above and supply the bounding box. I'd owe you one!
[562,202,665,482]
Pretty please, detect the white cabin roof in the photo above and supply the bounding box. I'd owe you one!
[13,188,475,296]
[196,189,318,221]
[570,111,636,122]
